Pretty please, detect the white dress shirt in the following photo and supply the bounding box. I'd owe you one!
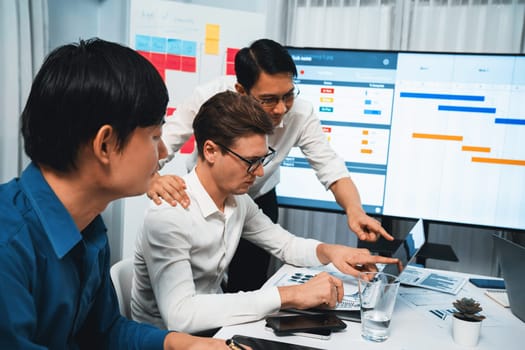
[161,75,350,199]
[131,169,322,333]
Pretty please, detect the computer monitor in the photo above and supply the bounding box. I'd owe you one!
[276,47,525,231]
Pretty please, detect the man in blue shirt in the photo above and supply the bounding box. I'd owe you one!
[0,38,236,350]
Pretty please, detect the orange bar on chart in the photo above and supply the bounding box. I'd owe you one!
[472,157,525,166]
[462,145,491,153]
[412,133,463,141]
[361,149,373,154]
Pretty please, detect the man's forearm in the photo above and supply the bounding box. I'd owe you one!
[329,177,365,217]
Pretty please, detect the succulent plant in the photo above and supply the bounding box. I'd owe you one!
[453,297,486,322]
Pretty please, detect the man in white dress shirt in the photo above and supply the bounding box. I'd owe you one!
[147,39,393,293]
[132,91,400,334]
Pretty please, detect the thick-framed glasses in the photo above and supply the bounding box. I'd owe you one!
[216,142,276,173]
[251,86,300,109]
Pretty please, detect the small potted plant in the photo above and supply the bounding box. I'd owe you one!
[451,297,486,346]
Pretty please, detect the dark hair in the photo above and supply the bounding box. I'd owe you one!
[192,91,273,158]
[21,37,169,172]
[235,38,297,92]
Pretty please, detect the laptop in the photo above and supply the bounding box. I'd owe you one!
[493,235,525,322]
[267,221,427,319]
[382,218,426,276]
[382,218,467,295]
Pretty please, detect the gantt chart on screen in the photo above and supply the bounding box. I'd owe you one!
[277,49,525,230]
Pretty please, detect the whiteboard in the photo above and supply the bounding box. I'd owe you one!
[129,0,266,107]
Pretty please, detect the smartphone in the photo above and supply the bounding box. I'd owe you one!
[469,278,506,289]
[265,313,347,333]
[265,324,331,340]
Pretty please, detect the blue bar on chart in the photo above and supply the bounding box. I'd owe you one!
[400,92,485,101]
[438,105,496,114]
[495,118,525,125]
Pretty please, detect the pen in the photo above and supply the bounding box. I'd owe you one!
[225,338,248,350]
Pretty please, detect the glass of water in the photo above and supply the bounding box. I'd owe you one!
[358,271,400,342]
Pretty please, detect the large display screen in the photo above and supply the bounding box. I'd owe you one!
[276,47,525,230]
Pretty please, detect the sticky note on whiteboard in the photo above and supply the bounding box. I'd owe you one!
[205,24,220,55]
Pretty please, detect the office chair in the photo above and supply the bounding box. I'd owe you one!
[110,257,134,319]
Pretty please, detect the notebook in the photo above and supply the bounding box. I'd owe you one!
[382,218,466,295]
[493,235,525,322]
[485,289,510,308]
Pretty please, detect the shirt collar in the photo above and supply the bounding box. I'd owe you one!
[19,163,83,258]
[185,169,237,218]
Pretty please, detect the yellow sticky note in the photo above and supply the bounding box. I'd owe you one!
[205,39,219,55]
[205,24,220,55]
[206,24,220,40]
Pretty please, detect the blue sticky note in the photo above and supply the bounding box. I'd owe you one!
[151,36,167,53]
[181,40,197,57]
[135,35,151,51]
[167,38,182,55]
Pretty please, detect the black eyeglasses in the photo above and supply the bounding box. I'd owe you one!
[216,142,276,173]
[251,86,300,109]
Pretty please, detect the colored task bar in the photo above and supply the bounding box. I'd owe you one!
[462,145,491,153]
[495,118,525,125]
[472,157,525,166]
[400,92,485,101]
[413,133,463,141]
[438,105,496,114]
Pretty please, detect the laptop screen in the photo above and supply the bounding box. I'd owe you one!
[382,218,426,276]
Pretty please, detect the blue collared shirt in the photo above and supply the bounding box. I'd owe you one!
[0,163,168,349]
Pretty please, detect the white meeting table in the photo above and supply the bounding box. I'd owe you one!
[215,264,523,349]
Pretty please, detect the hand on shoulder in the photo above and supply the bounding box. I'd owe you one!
[147,173,190,207]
